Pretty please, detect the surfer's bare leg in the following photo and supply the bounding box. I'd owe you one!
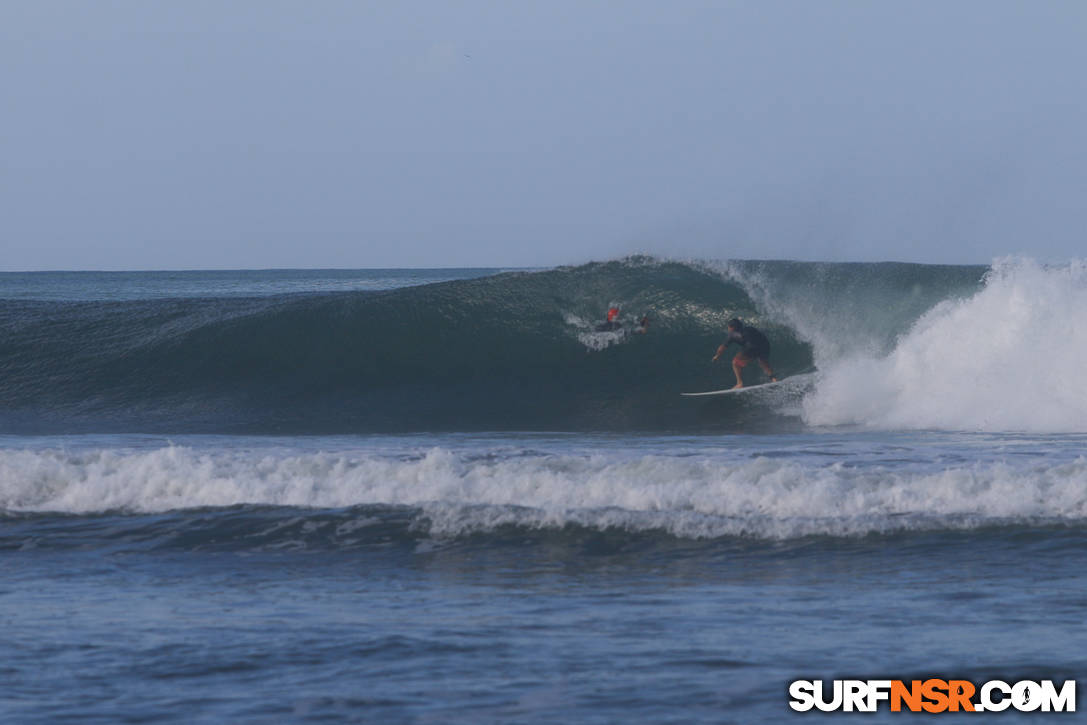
[758,358,778,382]
[731,357,745,389]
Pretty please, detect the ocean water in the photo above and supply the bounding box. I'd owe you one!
[1,260,1085,722]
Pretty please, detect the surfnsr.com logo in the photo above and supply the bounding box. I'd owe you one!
[789,679,1076,713]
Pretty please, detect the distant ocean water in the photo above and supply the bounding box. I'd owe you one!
[1,260,1084,722]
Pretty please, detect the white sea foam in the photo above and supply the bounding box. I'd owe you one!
[1,445,1084,538]
[725,258,1087,433]
[564,311,633,351]
[800,259,1087,431]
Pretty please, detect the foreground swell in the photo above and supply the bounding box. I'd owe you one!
[3,437,1085,544]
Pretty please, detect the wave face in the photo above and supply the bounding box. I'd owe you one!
[0,258,804,433]
[3,256,1085,433]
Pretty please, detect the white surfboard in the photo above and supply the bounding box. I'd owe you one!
[681,379,787,397]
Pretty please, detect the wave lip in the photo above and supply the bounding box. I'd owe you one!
[2,446,1085,540]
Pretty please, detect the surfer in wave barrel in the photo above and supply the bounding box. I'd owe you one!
[594,307,650,334]
[712,318,778,389]
[594,307,623,332]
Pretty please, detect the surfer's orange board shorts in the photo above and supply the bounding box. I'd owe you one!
[734,352,768,368]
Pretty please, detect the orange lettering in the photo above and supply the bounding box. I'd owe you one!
[891,680,923,712]
[948,680,976,712]
[922,679,950,713]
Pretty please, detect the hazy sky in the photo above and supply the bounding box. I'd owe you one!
[3,0,1086,270]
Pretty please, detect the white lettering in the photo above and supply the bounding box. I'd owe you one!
[866,680,892,711]
[788,680,816,712]
[843,680,867,712]
[981,680,1012,712]
[1040,680,1076,713]
[1013,680,1042,712]
[813,680,843,712]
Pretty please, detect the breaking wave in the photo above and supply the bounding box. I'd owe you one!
[2,255,1085,433]
[2,444,1085,542]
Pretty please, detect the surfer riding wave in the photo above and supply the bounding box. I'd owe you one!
[712,318,778,389]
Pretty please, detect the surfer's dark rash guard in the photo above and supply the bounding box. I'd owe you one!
[726,325,770,357]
